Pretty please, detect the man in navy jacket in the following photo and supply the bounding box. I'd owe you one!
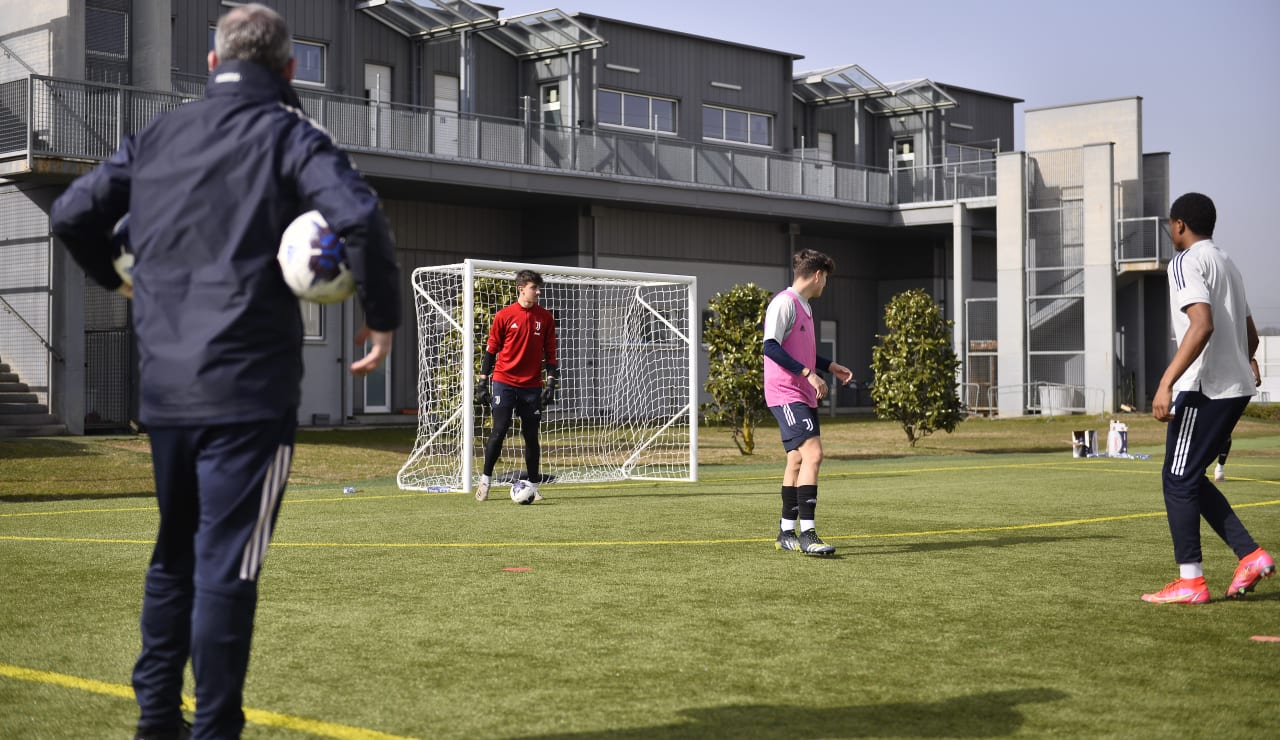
[51,4,400,737]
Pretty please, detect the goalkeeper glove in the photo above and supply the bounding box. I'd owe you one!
[474,377,491,406]
[540,377,559,410]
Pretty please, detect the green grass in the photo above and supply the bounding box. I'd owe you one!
[2,416,1279,738]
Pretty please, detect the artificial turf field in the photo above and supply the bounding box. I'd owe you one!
[2,423,1278,739]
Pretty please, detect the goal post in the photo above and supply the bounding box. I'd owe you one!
[397,259,698,492]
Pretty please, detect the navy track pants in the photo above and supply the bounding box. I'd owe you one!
[133,410,296,739]
[1162,391,1256,565]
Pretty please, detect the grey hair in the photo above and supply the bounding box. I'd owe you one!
[214,3,292,74]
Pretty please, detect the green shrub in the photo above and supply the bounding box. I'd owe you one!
[870,289,964,446]
[701,283,773,455]
[1242,402,1280,422]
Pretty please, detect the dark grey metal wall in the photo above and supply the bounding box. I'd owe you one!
[173,1,413,101]
[580,17,796,151]
[938,84,1017,151]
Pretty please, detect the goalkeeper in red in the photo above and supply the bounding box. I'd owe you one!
[764,249,853,555]
[475,269,559,502]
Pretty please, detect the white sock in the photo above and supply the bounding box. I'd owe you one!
[800,519,815,533]
[480,474,491,485]
[780,518,796,533]
[1179,562,1203,579]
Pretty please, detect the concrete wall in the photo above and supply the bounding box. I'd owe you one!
[1258,335,1280,402]
[131,0,170,90]
[995,151,1026,415]
[0,0,78,80]
[1081,143,1116,412]
[1025,97,1143,221]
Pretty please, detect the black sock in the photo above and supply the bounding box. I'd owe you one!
[780,486,798,524]
[797,485,818,524]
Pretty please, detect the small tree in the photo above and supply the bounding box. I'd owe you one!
[870,289,964,446]
[702,283,773,455]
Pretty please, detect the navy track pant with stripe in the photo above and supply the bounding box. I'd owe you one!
[1162,390,1257,565]
[133,410,296,739]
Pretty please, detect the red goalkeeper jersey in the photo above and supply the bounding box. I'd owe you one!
[487,301,557,388]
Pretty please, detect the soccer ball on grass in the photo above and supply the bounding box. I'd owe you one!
[277,210,356,304]
[510,479,538,505]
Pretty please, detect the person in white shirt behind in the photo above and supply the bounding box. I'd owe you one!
[1142,192,1273,604]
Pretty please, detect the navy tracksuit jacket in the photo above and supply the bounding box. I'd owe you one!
[53,58,400,426]
[51,60,401,738]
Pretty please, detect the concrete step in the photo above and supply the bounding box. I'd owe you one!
[0,373,18,383]
[0,382,30,393]
[0,412,59,425]
[0,403,48,414]
[0,423,67,438]
[0,392,39,404]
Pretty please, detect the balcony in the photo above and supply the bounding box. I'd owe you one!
[1115,216,1173,272]
[0,75,997,209]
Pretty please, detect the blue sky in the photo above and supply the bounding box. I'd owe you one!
[499,0,1280,326]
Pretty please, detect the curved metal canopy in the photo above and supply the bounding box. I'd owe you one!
[793,65,957,115]
[356,1,605,59]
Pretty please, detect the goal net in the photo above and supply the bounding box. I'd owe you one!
[397,259,698,492]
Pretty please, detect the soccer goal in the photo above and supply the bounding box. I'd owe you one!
[397,259,698,492]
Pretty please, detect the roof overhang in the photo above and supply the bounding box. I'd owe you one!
[793,66,958,115]
[355,0,499,39]
[868,79,958,115]
[356,1,605,58]
[792,64,892,105]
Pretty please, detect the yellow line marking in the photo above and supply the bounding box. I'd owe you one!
[0,506,157,519]
[0,663,416,740]
[6,498,1278,550]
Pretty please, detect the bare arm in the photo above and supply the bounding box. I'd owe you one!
[1247,316,1261,387]
[351,326,393,376]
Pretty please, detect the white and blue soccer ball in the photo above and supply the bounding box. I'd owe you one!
[277,210,356,304]
[110,214,133,287]
[510,479,538,505]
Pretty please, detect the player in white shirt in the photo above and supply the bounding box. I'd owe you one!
[1142,193,1274,604]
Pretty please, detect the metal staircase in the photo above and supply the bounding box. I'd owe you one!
[0,356,66,437]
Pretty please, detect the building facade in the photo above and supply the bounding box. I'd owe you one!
[0,0,1174,435]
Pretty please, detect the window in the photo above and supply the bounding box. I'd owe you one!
[292,40,325,86]
[596,90,677,133]
[702,104,771,147]
[301,301,323,340]
[86,6,129,84]
[207,27,326,86]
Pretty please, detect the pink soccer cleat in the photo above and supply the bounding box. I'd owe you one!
[1226,548,1275,599]
[1141,576,1210,604]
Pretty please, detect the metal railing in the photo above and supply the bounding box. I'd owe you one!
[1116,216,1173,263]
[0,293,63,363]
[894,159,997,204]
[0,74,1000,208]
[972,382,1105,417]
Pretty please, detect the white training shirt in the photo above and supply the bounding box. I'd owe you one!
[1167,239,1255,399]
[763,287,812,344]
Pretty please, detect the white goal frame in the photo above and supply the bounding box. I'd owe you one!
[397,259,698,492]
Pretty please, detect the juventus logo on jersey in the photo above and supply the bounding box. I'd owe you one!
[535,320,542,334]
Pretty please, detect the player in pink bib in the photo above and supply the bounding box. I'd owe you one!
[763,249,853,555]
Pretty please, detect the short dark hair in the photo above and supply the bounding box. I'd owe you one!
[215,3,292,75]
[1170,192,1216,238]
[515,269,543,288]
[792,248,835,279]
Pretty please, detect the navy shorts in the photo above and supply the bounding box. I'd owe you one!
[770,402,821,452]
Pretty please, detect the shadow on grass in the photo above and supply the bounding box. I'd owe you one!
[0,438,99,460]
[1,491,155,504]
[847,533,1116,556]
[518,687,1069,739]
